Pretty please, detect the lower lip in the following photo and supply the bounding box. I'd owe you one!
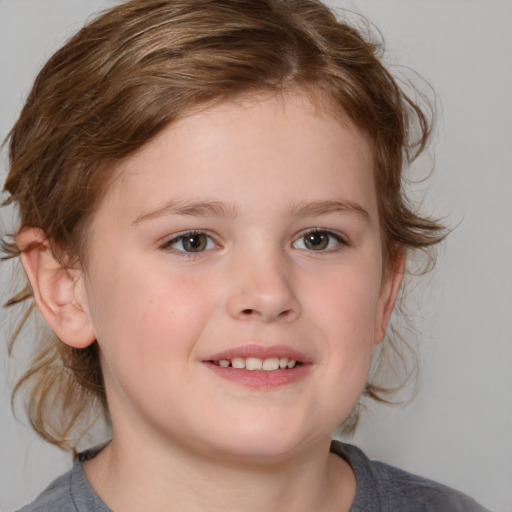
[204,362,312,389]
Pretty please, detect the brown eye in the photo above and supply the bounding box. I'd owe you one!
[293,230,344,251]
[182,234,207,252]
[167,232,215,253]
[303,231,329,250]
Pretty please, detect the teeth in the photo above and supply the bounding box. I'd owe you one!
[262,357,279,371]
[246,357,263,370]
[214,356,299,371]
[231,357,245,369]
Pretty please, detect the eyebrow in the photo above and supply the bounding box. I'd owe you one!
[132,199,240,225]
[286,199,371,221]
[133,198,370,225]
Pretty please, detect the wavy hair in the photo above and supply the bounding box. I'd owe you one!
[2,0,446,450]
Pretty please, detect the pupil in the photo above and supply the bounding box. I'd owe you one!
[184,235,206,251]
[306,232,328,250]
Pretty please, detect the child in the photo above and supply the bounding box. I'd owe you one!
[0,0,494,510]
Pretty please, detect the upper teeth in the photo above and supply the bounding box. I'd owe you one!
[216,357,297,371]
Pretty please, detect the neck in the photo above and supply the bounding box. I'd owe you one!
[84,433,356,512]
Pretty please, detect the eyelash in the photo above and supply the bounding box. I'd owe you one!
[160,228,347,256]
[161,230,218,256]
[292,229,347,252]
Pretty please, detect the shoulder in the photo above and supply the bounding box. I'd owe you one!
[16,468,74,512]
[16,456,110,512]
[331,441,492,512]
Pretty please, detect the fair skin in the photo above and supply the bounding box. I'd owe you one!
[19,93,403,511]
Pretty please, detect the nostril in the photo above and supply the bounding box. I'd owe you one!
[239,308,296,320]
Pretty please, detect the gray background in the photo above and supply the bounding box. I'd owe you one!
[0,1,511,511]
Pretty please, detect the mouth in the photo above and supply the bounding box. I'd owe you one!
[203,345,311,389]
[210,356,300,371]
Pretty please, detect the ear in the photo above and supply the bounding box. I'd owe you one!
[17,228,95,349]
[374,248,406,345]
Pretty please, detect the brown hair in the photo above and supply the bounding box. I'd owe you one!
[2,0,446,450]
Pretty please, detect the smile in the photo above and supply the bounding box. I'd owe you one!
[204,345,311,389]
[212,357,298,371]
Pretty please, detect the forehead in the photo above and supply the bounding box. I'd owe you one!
[125,92,369,171]
[93,92,377,226]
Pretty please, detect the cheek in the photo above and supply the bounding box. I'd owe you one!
[88,270,214,415]
[86,263,213,369]
[312,269,381,342]
[306,261,382,388]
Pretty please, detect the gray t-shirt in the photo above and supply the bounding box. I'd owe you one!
[18,441,491,511]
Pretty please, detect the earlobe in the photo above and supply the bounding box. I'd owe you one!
[17,228,96,349]
[374,248,406,345]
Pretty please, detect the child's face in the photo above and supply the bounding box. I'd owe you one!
[79,93,401,461]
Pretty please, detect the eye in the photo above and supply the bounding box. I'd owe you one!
[165,231,217,253]
[292,229,344,251]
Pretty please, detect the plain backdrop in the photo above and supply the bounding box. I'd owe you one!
[0,1,511,511]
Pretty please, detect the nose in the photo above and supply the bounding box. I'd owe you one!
[225,249,301,323]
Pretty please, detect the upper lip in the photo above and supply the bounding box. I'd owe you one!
[205,344,311,363]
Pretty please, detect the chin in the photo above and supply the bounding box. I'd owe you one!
[198,420,325,464]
